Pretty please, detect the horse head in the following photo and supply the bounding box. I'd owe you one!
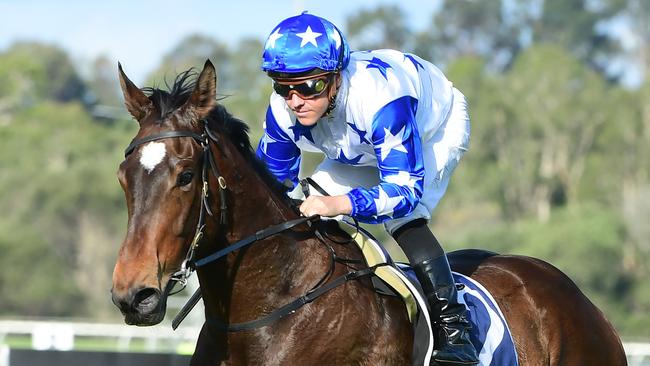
[111,60,217,325]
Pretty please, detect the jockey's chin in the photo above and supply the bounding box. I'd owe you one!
[294,111,321,126]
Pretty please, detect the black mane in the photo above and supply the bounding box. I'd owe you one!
[205,105,292,201]
[143,68,291,200]
[143,69,197,118]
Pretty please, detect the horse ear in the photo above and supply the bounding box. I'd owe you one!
[118,62,153,122]
[183,60,217,121]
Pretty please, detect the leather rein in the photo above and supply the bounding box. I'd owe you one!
[123,120,381,332]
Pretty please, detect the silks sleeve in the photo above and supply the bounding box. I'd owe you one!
[346,96,424,223]
[256,106,301,188]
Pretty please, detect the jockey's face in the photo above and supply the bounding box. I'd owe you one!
[274,73,338,126]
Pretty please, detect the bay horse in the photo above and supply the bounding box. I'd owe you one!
[111,60,626,365]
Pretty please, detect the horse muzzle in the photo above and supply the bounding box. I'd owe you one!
[111,286,167,326]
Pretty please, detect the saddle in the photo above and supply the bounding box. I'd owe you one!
[337,220,420,321]
[334,219,519,366]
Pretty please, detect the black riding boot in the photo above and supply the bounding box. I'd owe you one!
[392,220,478,366]
[414,256,478,365]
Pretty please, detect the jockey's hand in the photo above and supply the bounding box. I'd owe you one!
[300,195,352,218]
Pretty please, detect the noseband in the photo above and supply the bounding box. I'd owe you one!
[124,120,228,289]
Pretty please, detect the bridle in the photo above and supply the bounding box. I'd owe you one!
[123,119,382,332]
[124,120,228,291]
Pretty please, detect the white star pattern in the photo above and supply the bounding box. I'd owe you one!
[260,134,273,153]
[374,188,404,217]
[379,126,408,161]
[331,29,341,50]
[265,28,283,49]
[296,26,322,47]
[384,171,419,188]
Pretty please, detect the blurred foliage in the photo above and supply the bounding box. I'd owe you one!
[0,1,649,340]
[0,98,136,318]
[345,5,412,50]
[0,42,89,111]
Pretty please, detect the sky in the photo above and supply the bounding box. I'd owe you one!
[0,0,439,83]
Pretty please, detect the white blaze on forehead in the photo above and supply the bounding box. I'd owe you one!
[139,142,167,173]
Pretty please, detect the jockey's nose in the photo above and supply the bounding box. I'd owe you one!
[287,92,305,107]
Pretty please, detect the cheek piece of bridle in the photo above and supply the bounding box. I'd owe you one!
[124,120,229,290]
[123,120,382,332]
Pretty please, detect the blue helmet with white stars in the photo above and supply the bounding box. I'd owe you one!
[261,12,350,77]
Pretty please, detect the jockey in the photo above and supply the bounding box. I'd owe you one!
[257,12,478,365]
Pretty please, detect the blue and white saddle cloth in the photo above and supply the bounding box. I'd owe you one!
[400,265,519,366]
[339,221,519,366]
[455,273,519,365]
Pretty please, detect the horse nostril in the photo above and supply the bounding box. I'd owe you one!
[112,295,126,314]
[132,288,161,313]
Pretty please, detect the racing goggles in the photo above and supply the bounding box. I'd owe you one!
[273,74,333,99]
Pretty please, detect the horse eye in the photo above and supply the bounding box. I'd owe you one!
[177,171,194,186]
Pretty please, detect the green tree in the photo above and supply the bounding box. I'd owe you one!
[345,5,412,51]
[146,34,231,90]
[482,45,614,220]
[144,35,269,138]
[533,0,626,72]
[86,55,122,107]
[423,0,626,75]
[0,101,135,317]
[623,0,650,82]
[218,37,271,138]
[0,42,88,110]
[419,0,524,69]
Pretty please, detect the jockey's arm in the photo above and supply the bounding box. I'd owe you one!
[256,106,301,187]
[345,96,425,223]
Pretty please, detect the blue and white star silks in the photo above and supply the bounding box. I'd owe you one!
[261,12,350,73]
[289,122,315,143]
[374,188,404,217]
[379,126,408,160]
[296,26,322,47]
[404,54,424,72]
[346,95,424,222]
[338,150,363,165]
[256,106,302,187]
[347,122,371,144]
[258,50,456,223]
[366,57,392,80]
[384,171,419,189]
[265,28,283,49]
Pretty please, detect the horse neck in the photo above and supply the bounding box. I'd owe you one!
[197,134,330,325]
[209,134,295,239]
